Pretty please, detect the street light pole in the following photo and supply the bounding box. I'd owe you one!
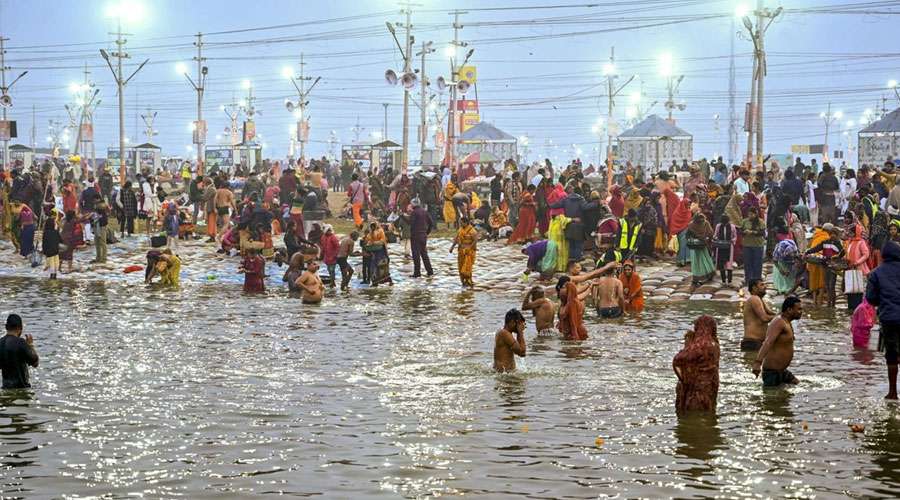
[100,17,149,185]
[383,103,389,139]
[195,33,206,175]
[820,103,842,163]
[285,52,321,166]
[741,0,782,169]
[0,36,28,170]
[416,40,434,164]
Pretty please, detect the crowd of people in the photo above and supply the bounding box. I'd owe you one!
[4,152,900,408]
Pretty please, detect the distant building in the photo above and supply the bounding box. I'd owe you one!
[859,107,900,166]
[457,122,518,163]
[617,114,693,174]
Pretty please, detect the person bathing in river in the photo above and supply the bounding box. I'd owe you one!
[521,286,556,336]
[145,249,181,287]
[742,279,777,351]
[493,308,527,373]
[673,315,720,414]
[592,264,625,319]
[556,275,589,340]
[295,260,325,304]
[752,296,803,387]
[240,247,266,294]
[619,260,644,313]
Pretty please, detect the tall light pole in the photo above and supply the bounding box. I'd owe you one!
[141,108,157,141]
[385,5,418,172]
[659,52,685,123]
[0,36,28,170]
[740,0,782,169]
[283,53,320,165]
[100,4,149,185]
[176,33,207,175]
[820,103,842,163]
[416,40,435,164]
[602,47,634,189]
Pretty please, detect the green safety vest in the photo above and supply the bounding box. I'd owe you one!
[618,218,642,251]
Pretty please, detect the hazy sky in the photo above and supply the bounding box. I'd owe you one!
[2,0,899,165]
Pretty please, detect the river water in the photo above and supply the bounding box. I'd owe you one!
[1,272,899,498]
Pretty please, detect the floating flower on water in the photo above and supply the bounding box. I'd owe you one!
[595,436,604,447]
[850,424,865,433]
[521,424,529,433]
[801,421,809,431]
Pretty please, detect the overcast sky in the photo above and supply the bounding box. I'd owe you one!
[2,0,899,165]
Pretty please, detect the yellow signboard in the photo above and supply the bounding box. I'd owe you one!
[461,113,480,133]
[457,65,477,85]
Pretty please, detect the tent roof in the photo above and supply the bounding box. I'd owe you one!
[9,144,32,151]
[133,142,161,149]
[860,108,900,134]
[459,121,516,142]
[373,139,401,148]
[619,114,692,139]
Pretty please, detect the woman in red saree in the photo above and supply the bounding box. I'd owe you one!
[673,315,720,414]
[557,278,588,340]
[508,185,537,244]
[608,185,625,219]
[241,248,266,293]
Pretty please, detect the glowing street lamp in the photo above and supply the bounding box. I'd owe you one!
[735,3,751,18]
[602,62,616,77]
[242,79,252,90]
[281,66,294,79]
[658,52,674,78]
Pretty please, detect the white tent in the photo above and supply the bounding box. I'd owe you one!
[617,114,693,174]
[859,107,900,166]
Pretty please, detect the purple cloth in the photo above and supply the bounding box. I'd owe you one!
[525,240,548,270]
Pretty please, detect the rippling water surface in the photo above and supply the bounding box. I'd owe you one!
[2,275,900,498]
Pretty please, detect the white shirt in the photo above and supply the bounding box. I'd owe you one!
[806,180,817,209]
[733,177,750,196]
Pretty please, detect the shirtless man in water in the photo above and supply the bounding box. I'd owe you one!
[295,260,325,304]
[753,296,803,387]
[493,309,527,373]
[566,260,617,298]
[521,286,556,336]
[215,183,236,240]
[742,279,777,351]
[592,265,625,319]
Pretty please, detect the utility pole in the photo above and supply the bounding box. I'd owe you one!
[448,11,463,170]
[351,116,365,143]
[178,33,207,175]
[223,96,241,146]
[603,47,634,189]
[820,102,842,163]
[382,103,389,139]
[0,36,28,170]
[416,40,435,164]
[285,52,320,165]
[740,0,782,169]
[141,108,157,141]
[401,6,413,170]
[100,17,149,185]
[606,46,615,189]
[30,104,35,149]
[728,16,738,166]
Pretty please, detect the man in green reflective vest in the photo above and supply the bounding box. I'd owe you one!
[617,209,642,259]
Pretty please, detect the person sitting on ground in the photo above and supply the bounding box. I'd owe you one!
[488,205,509,241]
[592,263,625,319]
[493,308,527,373]
[752,296,803,387]
[296,259,325,304]
[521,285,556,336]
